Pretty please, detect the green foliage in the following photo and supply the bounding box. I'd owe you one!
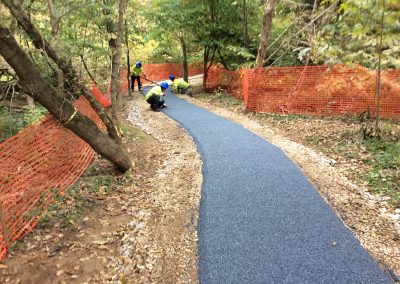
[337,125,400,206]
[2,0,398,91]
[0,106,24,141]
[142,0,266,68]
[315,0,400,68]
[23,106,47,126]
[365,136,400,206]
[0,105,47,142]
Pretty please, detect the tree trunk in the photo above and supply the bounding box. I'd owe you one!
[203,46,209,90]
[202,46,216,90]
[0,25,132,171]
[125,19,132,98]
[243,0,249,48]
[2,0,120,141]
[180,37,188,82]
[108,0,125,135]
[255,0,276,67]
[47,0,58,37]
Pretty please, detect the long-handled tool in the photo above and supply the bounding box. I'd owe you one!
[139,75,162,87]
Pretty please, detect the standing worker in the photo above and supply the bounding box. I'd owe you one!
[169,75,192,97]
[131,61,146,92]
[145,82,169,111]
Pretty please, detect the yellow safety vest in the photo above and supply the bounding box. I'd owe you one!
[145,86,163,100]
[172,78,189,92]
[132,66,145,76]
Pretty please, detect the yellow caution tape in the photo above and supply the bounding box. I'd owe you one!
[64,107,77,125]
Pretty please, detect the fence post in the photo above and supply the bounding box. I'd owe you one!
[242,69,249,111]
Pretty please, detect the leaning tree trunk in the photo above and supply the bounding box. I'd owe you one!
[1,0,120,141]
[0,25,132,171]
[255,0,276,67]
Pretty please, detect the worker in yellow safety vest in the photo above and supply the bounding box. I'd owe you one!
[131,61,146,92]
[145,82,169,111]
[169,74,192,97]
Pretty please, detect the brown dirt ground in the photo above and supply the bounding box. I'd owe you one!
[0,93,202,283]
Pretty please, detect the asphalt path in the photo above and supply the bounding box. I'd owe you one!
[142,87,391,283]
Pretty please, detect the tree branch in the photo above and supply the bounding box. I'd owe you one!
[1,0,120,140]
[80,54,99,86]
[217,48,230,71]
[0,24,131,171]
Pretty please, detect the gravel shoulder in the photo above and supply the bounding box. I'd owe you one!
[183,90,399,279]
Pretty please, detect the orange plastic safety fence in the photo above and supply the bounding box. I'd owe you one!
[91,86,112,108]
[0,92,106,260]
[205,66,243,99]
[206,64,400,119]
[142,63,203,83]
[383,69,400,84]
[116,63,204,93]
[106,64,203,95]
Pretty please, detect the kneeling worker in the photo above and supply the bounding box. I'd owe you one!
[169,75,192,97]
[145,81,169,111]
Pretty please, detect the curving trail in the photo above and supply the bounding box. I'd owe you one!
[143,87,390,283]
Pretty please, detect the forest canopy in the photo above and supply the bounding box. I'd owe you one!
[1,0,398,86]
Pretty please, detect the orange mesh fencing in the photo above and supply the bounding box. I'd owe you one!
[206,64,400,119]
[91,85,112,108]
[142,63,203,82]
[383,69,400,84]
[0,62,204,260]
[204,66,243,99]
[0,93,105,260]
[107,64,203,95]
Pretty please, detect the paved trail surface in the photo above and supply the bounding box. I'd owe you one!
[143,88,390,283]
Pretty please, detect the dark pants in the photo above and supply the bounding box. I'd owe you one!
[177,86,188,94]
[146,95,164,111]
[178,86,192,97]
[131,75,141,91]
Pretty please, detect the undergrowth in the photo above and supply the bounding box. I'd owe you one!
[0,104,47,143]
